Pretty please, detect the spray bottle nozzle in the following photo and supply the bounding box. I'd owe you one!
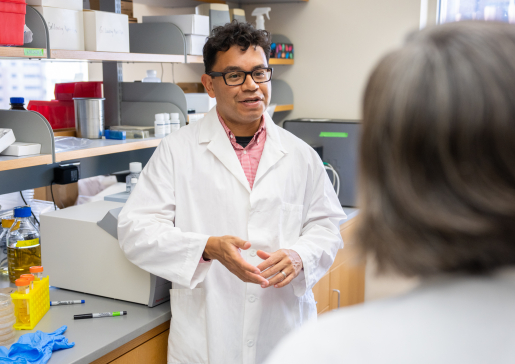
[252,7,271,30]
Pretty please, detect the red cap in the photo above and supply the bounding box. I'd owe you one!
[20,274,34,282]
[29,266,43,273]
[15,279,30,287]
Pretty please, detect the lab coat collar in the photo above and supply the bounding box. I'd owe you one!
[198,108,288,193]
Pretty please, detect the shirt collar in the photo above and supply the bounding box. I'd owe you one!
[217,110,266,142]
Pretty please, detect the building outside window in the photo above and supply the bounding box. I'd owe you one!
[439,0,515,23]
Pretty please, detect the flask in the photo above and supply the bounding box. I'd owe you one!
[0,294,15,346]
[155,114,166,138]
[162,113,171,135]
[142,70,161,83]
[171,113,181,133]
[9,98,27,111]
[7,206,41,284]
[29,266,44,281]
[126,162,142,193]
[14,278,30,325]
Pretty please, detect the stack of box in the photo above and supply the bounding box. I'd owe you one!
[0,0,26,46]
[142,14,209,56]
[90,0,136,23]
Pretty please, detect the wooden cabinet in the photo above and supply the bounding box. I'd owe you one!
[313,218,366,314]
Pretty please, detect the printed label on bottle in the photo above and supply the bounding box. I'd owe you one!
[16,238,39,248]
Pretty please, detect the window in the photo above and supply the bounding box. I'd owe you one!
[0,60,88,110]
[439,0,515,23]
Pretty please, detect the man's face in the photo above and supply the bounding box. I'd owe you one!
[203,45,271,125]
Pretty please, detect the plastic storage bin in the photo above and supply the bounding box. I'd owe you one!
[10,276,49,330]
[0,0,26,46]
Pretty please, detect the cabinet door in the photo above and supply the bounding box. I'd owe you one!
[312,272,330,314]
[110,330,168,364]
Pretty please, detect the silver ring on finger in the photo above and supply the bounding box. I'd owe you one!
[280,271,287,280]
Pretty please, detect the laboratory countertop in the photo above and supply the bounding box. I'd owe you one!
[0,276,171,364]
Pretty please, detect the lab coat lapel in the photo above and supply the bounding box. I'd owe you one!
[199,109,251,194]
[254,112,288,187]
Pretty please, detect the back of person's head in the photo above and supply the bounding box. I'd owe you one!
[357,21,515,277]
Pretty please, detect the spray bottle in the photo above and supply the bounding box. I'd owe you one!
[252,7,271,31]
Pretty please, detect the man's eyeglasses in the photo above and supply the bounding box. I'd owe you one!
[208,68,273,86]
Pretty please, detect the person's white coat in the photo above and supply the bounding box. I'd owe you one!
[117,108,346,364]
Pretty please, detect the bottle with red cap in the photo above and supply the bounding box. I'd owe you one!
[29,266,44,281]
[14,278,31,324]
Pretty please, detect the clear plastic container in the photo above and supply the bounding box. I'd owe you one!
[29,266,44,281]
[0,217,17,277]
[20,274,34,290]
[7,207,41,283]
[126,162,142,194]
[14,279,30,325]
[0,293,15,346]
[142,70,161,83]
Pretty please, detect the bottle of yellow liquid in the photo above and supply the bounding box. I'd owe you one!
[14,278,31,325]
[7,207,41,284]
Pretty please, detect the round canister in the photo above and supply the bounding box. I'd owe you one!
[73,98,105,139]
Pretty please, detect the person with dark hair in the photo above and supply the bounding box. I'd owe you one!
[265,21,515,364]
[118,21,346,364]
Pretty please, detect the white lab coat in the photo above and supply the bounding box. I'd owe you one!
[117,108,346,364]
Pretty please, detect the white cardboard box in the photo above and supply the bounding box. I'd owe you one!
[27,0,82,11]
[185,93,216,113]
[0,129,15,154]
[0,142,41,157]
[142,14,210,36]
[186,34,207,56]
[83,10,130,53]
[32,6,84,50]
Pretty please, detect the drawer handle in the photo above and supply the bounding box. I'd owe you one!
[332,289,341,309]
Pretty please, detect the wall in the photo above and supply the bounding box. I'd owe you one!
[89,0,421,120]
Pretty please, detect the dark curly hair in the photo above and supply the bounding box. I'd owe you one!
[203,20,271,74]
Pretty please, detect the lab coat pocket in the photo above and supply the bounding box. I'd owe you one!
[168,288,208,364]
[279,202,304,247]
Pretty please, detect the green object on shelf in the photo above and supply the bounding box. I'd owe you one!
[23,49,44,57]
[319,132,348,138]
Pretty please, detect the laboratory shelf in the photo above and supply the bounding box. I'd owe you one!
[139,0,307,7]
[0,47,47,59]
[275,104,294,112]
[0,154,52,172]
[55,137,162,163]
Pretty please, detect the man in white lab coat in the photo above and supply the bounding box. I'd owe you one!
[118,21,346,364]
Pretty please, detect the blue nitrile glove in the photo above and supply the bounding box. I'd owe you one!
[0,325,74,364]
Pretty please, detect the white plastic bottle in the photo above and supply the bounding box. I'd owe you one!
[162,113,171,135]
[155,114,166,138]
[126,162,142,193]
[170,113,181,133]
[142,70,161,83]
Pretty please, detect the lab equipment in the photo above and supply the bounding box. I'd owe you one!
[154,113,166,138]
[171,113,180,132]
[30,266,44,281]
[15,278,31,325]
[185,93,217,113]
[0,294,16,346]
[0,325,74,362]
[11,276,50,330]
[74,310,127,319]
[126,130,150,139]
[104,130,126,140]
[126,162,142,194]
[142,70,161,83]
[0,129,16,154]
[283,119,361,207]
[73,98,105,139]
[0,142,42,156]
[7,206,41,283]
[252,7,271,30]
[20,274,35,290]
[40,201,171,307]
[50,300,85,306]
[142,14,210,36]
[162,113,171,135]
[0,216,17,277]
[195,3,230,32]
[9,97,26,111]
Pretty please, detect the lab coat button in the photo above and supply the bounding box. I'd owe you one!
[247,340,254,347]
[248,295,256,303]
[249,249,257,257]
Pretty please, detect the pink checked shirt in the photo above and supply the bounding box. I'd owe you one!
[217,112,267,190]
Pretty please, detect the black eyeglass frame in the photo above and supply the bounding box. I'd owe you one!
[208,67,273,86]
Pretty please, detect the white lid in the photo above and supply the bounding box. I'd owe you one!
[155,114,164,121]
[162,113,170,120]
[131,178,138,183]
[147,70,157,77]
[129,162,142,173]
[170,113,180,121]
